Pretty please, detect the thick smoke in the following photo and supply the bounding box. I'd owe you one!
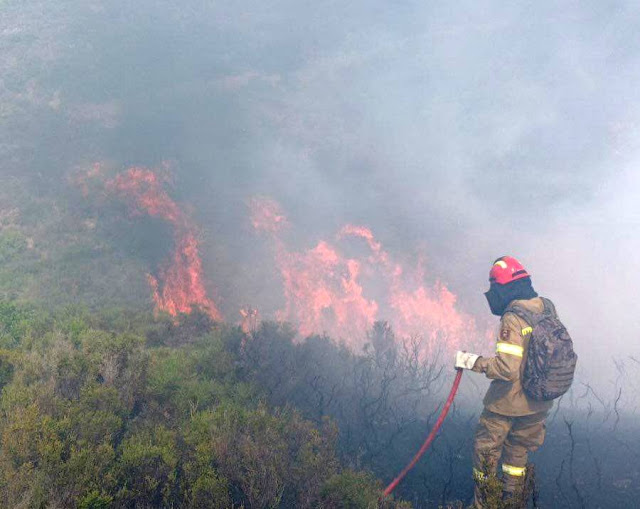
[3,1,640,388]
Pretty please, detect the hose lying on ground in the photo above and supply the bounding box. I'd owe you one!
[382,368,464,497]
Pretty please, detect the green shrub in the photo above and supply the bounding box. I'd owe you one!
[0,303,412,508]
[0,300,34,347]
[116,426,179,506]
[319,470,411,509]
[184,469,231,509]
[0,230,27,264]
[77,490,113,509]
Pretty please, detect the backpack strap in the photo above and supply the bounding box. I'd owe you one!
[539,297,557,317]
[504,299,548,331]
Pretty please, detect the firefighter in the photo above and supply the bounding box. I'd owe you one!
[455,256,554,506]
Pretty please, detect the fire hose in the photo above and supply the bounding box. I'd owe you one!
[382,368,464,498]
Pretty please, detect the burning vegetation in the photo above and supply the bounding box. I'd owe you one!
[107,168,221,320]
[250,196,478,353]
[74,168,480,356]
[79,166,222,320]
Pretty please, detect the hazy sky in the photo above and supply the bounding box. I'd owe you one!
[4,1,640,388]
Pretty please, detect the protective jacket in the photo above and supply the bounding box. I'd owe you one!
[472,297,554,416]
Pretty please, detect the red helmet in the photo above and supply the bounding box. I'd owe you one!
[489,256,530,285]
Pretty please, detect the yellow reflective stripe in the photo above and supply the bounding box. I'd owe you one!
[502,464,526,477]
[473,468,487,482]
[521,326,533,336]
[496,342,524,357]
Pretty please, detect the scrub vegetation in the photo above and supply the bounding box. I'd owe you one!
[0,301,413,508]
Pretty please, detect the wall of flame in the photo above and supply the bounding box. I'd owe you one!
[84,166,483,355]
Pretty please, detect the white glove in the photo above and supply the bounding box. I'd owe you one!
[455,351,480,370]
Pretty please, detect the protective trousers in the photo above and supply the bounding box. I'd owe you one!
[472,409,548,507]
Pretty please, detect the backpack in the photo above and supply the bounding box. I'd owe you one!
[505,298,577,401]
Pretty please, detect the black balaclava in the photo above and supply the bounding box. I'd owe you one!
[484,277,538,316]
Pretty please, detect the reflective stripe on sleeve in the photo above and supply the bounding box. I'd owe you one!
[502,464,526,477]
[496,342,524,357]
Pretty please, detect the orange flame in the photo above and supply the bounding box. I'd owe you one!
[277,241,379,341]
[340,225,477,352]
[251,198,479,354]
[249,197,378,345]
[79,169,482,350]
[107,167,221,320]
